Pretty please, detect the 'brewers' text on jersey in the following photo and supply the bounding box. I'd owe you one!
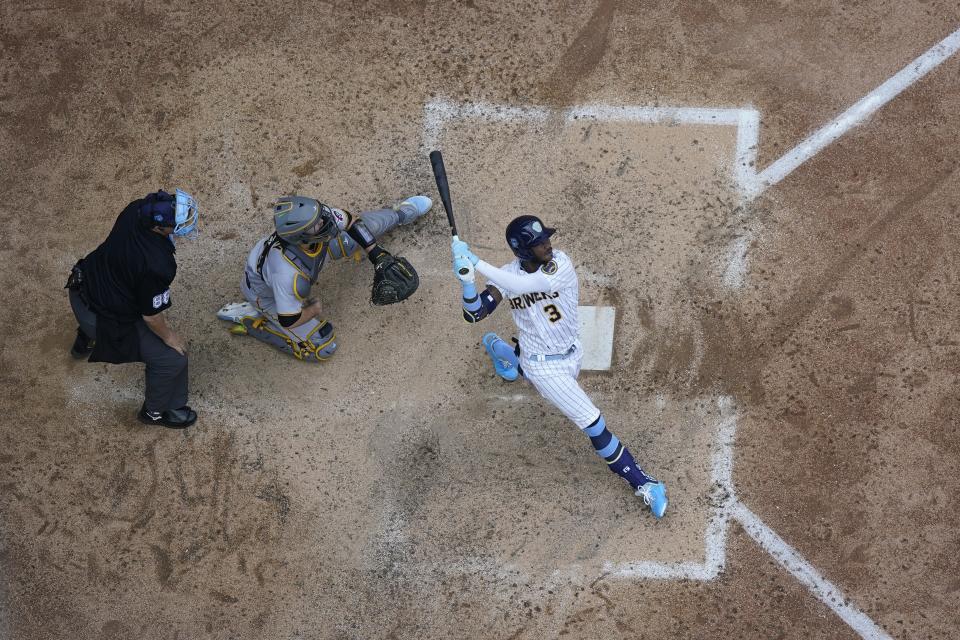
[487,250,579,356]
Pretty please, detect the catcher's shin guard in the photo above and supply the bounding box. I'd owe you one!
[238,316,337,362]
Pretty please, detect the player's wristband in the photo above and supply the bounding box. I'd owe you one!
[461,281,481,312]
[367,245,388,264]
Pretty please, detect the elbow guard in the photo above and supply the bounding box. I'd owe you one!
[462,289,498,323]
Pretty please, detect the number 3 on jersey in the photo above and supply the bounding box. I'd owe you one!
[544,304,562,323]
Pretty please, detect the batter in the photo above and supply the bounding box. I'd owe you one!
[451,215,668,518]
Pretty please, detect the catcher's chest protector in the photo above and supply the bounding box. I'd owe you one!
[280,243,328,298]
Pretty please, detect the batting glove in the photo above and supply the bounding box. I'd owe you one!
[453,254,475,283]
[450,237,479,265]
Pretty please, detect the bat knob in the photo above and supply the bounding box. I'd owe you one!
[458,267,470,275]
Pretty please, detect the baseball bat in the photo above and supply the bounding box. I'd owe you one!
[430,149,457,236]
[429,150,470,275]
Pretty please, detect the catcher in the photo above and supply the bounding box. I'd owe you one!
[218,194,430,361]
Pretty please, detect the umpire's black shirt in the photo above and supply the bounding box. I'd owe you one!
[82,200,177,363]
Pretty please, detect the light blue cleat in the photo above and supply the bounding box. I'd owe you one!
[395,195,433,224]
[482,332,519,381]
[636,481,668,519]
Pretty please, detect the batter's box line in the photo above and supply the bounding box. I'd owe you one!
[422,97,761,200]
[600,398,891,640]
[473,391,892,636]
[602,399,736,583]
[474,391,890,639]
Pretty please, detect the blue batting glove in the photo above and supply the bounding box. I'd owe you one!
[451,237,479,265]
[453,254,475,283]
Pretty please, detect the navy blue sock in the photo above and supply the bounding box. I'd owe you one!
[583,415,657,490]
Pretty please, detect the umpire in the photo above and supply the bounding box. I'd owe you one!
[66,189,199,428]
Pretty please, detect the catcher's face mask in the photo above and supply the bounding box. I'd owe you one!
[301,204,337,244]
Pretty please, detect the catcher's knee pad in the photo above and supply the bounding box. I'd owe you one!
[242,317,337,362]
[302,320,337,361]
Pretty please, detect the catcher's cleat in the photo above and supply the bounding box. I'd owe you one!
[635,481,668,519]
[70,328,95,359]
[228,323,248,336]
[482,332,519,381]
[138,404,197,429]
[395,195,433,225]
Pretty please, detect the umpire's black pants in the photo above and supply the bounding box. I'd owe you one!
[69,289,189,413]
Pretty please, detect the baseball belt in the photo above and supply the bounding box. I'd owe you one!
[527,344,577,362]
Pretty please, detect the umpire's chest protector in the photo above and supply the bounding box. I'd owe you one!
[279,242,328,299]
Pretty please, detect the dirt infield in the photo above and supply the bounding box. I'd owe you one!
[2,2,959,639]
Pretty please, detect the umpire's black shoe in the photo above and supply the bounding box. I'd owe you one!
[138,404,197,429]
[70,328,95,359]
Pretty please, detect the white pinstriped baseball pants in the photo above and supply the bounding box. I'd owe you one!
[521,341,601,429]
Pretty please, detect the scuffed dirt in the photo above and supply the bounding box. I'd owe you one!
[1,1,959,639]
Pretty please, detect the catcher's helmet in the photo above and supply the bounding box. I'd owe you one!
[505,215,555,261]
[273,196,337,245]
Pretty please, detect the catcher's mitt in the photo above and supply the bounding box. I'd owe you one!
[371,253,419,305]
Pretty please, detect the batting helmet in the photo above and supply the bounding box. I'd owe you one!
[505,215,555,261]
[273,196,337,245]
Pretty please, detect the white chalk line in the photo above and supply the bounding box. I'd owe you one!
[423,100,550,152]
[603,402,891,639]
[567,104,744,126]
[732,503,893,640]
[735,108,761,197]
[721,235,751,289]
[424,97,759,196]
[604,399,736,581]
[494,393,531,402]
[429,26,960,201]
[752,27,960,196]
[484,385,887,638]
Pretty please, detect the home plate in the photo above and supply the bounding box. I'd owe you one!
[578,305,615,370]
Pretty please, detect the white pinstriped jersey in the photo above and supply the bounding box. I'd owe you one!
[488,250,579,356]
